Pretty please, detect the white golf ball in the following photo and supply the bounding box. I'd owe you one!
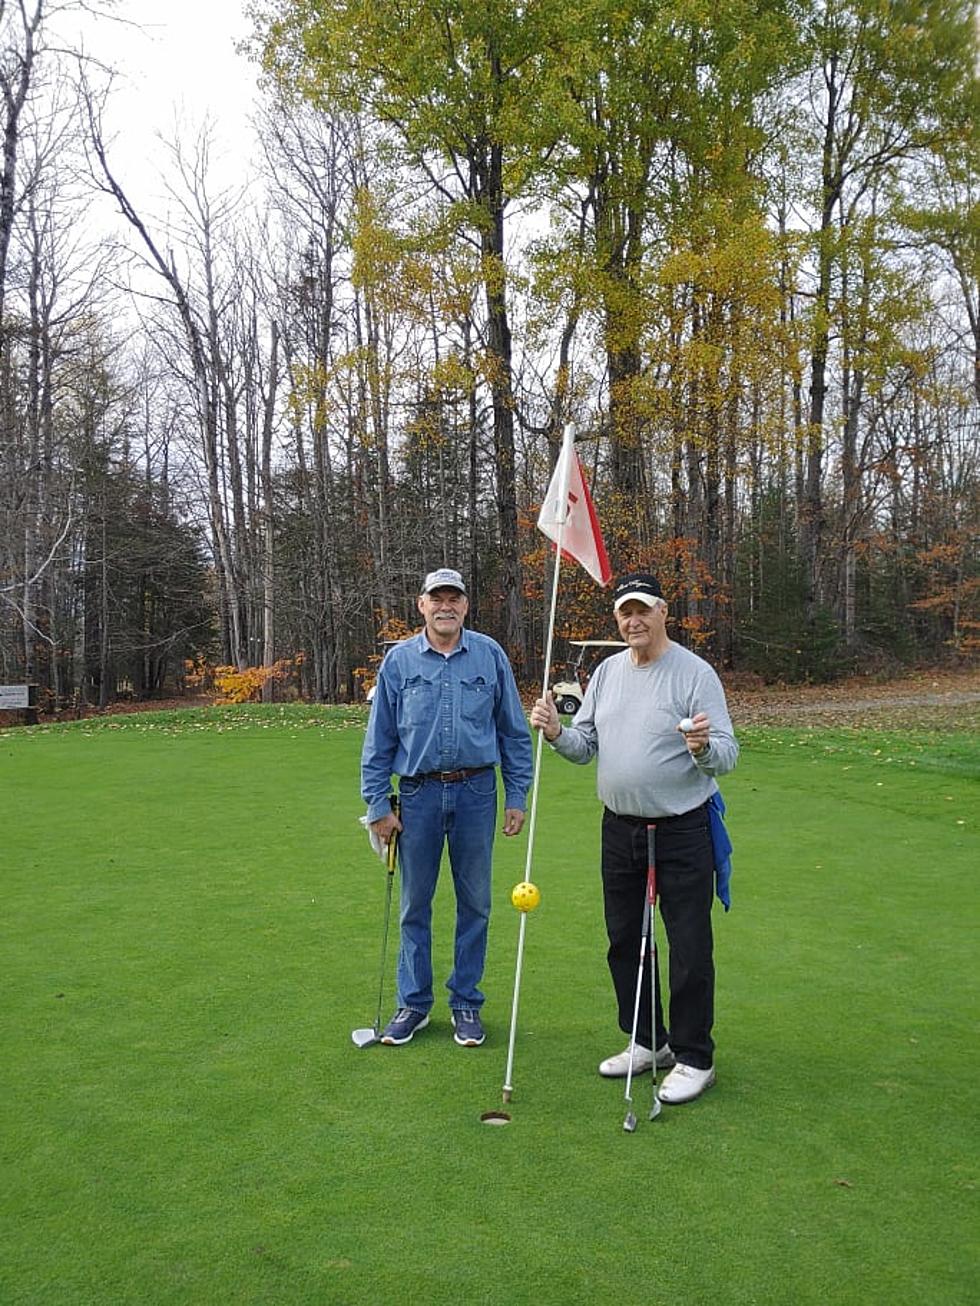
[679,717,695,733]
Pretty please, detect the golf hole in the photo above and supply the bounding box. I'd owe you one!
[480,1111,511,1126]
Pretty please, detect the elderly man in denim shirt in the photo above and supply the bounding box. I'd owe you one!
[361,568,533,1049]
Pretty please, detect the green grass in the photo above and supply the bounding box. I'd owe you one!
[1,707,977,1305]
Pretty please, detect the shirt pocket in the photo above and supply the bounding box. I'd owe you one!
[399,674,438,728]
[460,675,494,725]
[647,705,681,739]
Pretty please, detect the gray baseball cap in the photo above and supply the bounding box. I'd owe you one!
[420,567,466,594]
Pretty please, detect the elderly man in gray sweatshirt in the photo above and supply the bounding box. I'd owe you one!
[530,571,738,1105]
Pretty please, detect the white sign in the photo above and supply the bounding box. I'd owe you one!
[0,685,32,709]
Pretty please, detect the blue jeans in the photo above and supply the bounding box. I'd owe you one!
[395,769,497,1012]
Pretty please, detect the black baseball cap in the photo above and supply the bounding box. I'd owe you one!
[612,572,664,612]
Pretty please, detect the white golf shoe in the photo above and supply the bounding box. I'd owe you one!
[657,1062,716,1104]
[598,1043,676,1078]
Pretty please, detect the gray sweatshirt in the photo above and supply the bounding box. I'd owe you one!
[550,642,738,818]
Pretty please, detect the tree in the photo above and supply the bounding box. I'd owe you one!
[794,0,975,626]
[85,97,260,669]
[0,0,43,329]
[260,0,586,662]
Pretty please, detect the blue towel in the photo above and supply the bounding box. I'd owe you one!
[707,791,733,911]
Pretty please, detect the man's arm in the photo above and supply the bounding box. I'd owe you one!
[686,667,739,777]
[361,665,400,824]
[493,648,533,818]
[543,666,601,765]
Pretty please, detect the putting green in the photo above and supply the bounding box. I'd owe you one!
[0,707,976,1305]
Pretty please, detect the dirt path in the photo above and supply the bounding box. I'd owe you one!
[726,667,980,727]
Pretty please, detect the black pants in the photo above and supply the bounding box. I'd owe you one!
[601,805,715,1069]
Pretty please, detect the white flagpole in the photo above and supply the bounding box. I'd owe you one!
[502,422,575,1104]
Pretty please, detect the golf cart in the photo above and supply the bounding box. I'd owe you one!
[551,639,627,715]
[366,638,410,702]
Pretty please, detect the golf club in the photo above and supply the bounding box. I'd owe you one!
[622,885,653,1133]
[351,797,400,1048]
[646,823,662,1121]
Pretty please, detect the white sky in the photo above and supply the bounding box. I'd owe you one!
[69,0,261,208]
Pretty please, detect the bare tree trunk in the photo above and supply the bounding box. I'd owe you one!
[260,320,279,700]
[463,316,480,628]
[801,51,841,622]
[474,128,523,660]
[0,0,42,327]
[87,103,247,667]
[98,506,110,707]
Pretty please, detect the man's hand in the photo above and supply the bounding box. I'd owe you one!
[529,694,561,741]
[502,808,525,837]
[679,712,710,757]
[370,810,403,846]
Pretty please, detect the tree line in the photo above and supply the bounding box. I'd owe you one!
[1,0,977,710]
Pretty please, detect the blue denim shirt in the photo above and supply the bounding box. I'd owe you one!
[361,628,533,822]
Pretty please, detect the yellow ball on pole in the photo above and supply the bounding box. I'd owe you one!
[511,881,541,912]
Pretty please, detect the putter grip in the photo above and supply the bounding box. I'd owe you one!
[386,796,400,871]
[646,822,657,904]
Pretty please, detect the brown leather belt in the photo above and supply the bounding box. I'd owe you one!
[414,766,492,783]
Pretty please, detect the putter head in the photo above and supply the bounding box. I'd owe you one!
[351,1027,379,1048]
[649,1097,662,1121]
[623,1111,637,1133]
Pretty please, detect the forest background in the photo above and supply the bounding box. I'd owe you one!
[1,0,977,711]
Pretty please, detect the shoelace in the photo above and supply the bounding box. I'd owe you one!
[394,1008,416,1023]
[456,1009,478,1025]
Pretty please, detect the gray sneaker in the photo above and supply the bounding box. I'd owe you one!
[380,1008,430,1045]
[451,1008,485,1046]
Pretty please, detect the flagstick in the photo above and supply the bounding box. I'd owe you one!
[502,426,573,1105]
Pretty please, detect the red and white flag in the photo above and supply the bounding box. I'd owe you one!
[537,424,612,587]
